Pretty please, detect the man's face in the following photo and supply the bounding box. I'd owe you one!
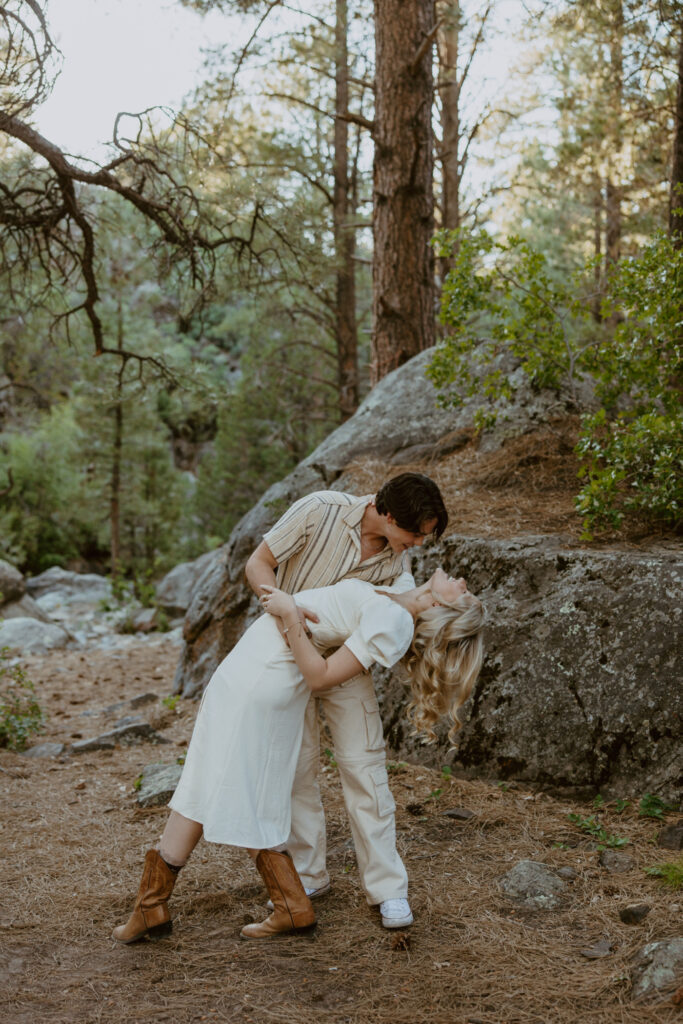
[383,514,438,554]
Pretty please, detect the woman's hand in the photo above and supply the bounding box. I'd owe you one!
[259,585,297,621]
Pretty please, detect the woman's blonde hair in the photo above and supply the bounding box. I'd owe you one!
[402,592,485,744]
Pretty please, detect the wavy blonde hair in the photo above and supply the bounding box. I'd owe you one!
[402,592,485,744]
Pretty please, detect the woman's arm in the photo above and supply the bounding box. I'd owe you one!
[261,586,364,692]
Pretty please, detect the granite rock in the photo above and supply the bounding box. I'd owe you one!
[0,559,25,605]
[631,938,683,1001]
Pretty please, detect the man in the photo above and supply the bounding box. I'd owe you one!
[245,472,448,928]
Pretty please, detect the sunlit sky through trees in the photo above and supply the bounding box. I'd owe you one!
[35,0,233,156]
[35,0,526,169]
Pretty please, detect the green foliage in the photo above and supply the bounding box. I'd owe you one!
[638,793,677,820]
[323,747,338,769]
[428,229,683,537]
[0,651,45,751]
[646,856,683,891]
[162,694,180,711]
[193,295,335,542]
[0,405,96,570]
[567,812,628,849]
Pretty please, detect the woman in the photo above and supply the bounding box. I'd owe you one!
[112,569,484,943]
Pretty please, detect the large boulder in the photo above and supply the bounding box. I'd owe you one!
[26,567,111,602]
[0,559,25,606]
[377,534,682,801]
[0,617,70,654]
[155,550,219,617]
[171,348,681,800]
[1,594,53,624]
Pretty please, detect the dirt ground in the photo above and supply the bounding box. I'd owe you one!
[1,638,681,1024]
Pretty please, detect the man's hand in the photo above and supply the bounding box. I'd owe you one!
[296,604,318,638]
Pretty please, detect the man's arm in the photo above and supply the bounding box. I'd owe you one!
[245,539,319,629]
[245,540,279,597]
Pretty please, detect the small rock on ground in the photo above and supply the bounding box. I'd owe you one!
[136,762,184,807]
[620,903,651,925]
[631,937,683,1001]
[658,820,683,851]
[580,938,613,959]
[599,849,635,873]
[22,742,65,759]
[442,807,475,820]
[498,860,567,909]
[69,720,167,754]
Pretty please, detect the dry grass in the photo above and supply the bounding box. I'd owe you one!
[343,417,678,547]
[1,641,681,1024]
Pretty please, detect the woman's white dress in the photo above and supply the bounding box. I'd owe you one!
[169,578,413,848]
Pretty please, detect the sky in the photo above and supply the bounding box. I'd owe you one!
[34,0,527,163]
[34,0,234,158]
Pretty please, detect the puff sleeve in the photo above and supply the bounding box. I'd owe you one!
[344,599,414,670]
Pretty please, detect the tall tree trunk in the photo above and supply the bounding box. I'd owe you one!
[605,0,623,279]
[592,177,603,322]
[670,21,683,247]
[438,2,461,240]
[110,299,123,581]
[372,0,435,383]
[334,0,358,420]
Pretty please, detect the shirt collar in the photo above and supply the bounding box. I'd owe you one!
[343,494,374,528]
[343,495,374,551]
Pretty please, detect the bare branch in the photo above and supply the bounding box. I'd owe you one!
[410,16,443,75]
[337,110,375,133]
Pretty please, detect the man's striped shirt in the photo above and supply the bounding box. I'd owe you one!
[262,491,413,594]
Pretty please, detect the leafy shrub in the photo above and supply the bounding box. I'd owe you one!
[428,230,683,538]
[0,651,45,751]
[638,793,677,820]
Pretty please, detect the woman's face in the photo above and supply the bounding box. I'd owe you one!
[429,567,469,606]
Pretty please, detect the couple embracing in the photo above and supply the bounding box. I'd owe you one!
[113,473,485,943]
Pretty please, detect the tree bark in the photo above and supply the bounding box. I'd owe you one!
[592,177,603,323]
[605,0,623,278]
[438,2,461,240]
[334,0,358,420]
[371,0,435,383]
[670,20,683,246]
[110,298,124,581]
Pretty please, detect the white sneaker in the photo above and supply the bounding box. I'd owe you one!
[379,898,414,928]
[266,881,331,910]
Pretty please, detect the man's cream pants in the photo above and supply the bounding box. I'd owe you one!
[285,672,409,905]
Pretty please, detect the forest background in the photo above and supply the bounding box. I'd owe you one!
[0,0,681,594]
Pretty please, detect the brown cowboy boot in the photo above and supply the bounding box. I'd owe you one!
[112,849,178,943]
[240,850,316,940]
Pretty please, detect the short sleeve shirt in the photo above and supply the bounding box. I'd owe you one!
[263,490,412,595]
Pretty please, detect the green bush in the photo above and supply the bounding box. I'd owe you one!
[428,229,683,537]
[0,651,45,751]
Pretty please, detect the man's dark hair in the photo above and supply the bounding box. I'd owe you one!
[375,473,448,538]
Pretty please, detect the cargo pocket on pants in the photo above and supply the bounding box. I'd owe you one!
[362,698,385,752]
[369,764,396,818]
